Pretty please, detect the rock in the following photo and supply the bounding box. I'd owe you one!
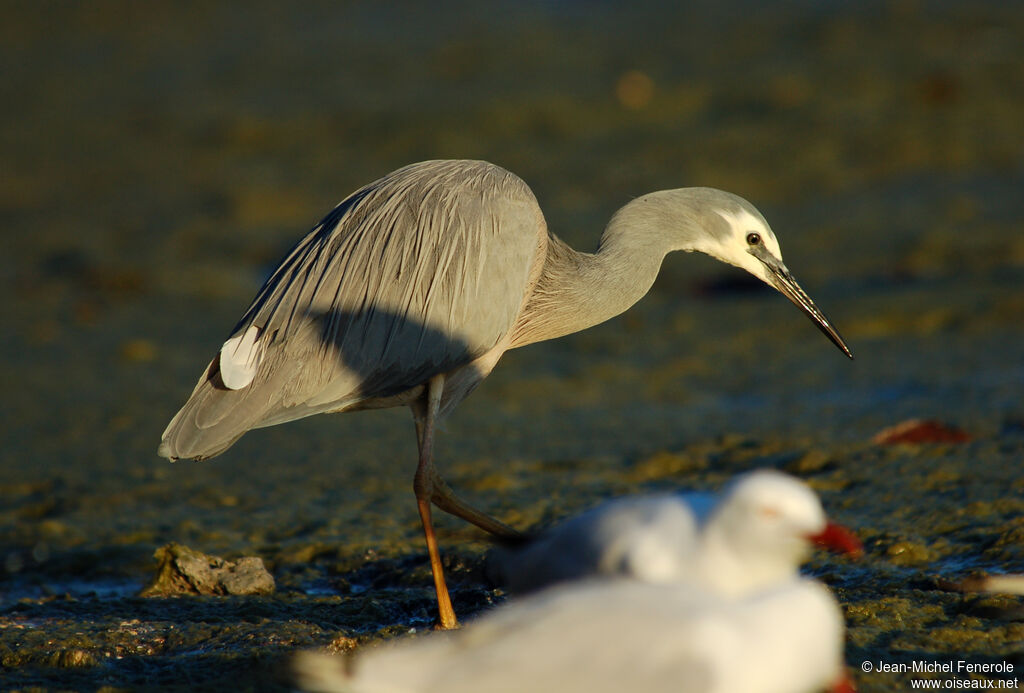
[324,634,360,655]
[49,649,98,668]
[140,543,275,597]
[884,540,933,566]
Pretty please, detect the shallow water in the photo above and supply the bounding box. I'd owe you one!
[2,1,1023,690]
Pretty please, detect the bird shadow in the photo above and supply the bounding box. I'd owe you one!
[306,306,477,402]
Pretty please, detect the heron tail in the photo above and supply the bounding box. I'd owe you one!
[157,355,295,461]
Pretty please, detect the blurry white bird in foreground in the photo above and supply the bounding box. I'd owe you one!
[294,577,855,693]
[488,469,862,596]
[295,471,860,693]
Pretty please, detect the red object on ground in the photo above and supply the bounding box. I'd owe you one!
[871,419,972,445]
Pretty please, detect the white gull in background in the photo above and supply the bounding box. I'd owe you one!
[951,573,1024,595]
[295,577,855,693]
[488,469,862,596]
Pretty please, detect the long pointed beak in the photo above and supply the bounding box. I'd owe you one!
[808,521,863,558]
[755,249,853,359]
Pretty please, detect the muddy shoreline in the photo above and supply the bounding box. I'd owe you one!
[3,2,1023,690]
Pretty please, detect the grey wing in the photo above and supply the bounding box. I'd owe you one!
[159,160,544,460]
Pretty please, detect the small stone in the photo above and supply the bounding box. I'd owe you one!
[885,540,933,566]
[50,649,98,668]
[324,634,360,654]
[140,542,275,597]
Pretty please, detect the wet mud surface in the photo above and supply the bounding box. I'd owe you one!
[2,2,1023,690]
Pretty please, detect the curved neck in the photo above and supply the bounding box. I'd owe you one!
[510,203,687,347]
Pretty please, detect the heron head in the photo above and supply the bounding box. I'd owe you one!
[694,195,852,359]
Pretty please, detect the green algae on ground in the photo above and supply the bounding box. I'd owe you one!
[3,1,1024,691]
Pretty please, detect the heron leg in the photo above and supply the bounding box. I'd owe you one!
[428,470,522,540]
[413,375,458,630]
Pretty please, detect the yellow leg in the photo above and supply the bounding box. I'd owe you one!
[412,374,524,629]
[413,375,458,630]
[415,495,458,629]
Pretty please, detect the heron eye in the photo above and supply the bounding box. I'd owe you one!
[746,232,761,246]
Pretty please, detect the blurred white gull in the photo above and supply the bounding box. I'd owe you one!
[944,573,1024,595]
[294,577,855,693]
[488,469,862,596]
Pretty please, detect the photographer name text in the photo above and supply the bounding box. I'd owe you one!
[863,660,1014,675]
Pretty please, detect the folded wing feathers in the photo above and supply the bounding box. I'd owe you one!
[161,161,538,460]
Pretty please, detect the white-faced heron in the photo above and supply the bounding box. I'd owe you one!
[159,159,851,628]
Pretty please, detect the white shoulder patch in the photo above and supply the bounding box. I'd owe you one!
[219,325,264,390]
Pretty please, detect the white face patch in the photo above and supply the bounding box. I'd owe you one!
[700,207,784,285]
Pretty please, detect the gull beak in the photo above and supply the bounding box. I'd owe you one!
[828,673,858,693]
[808,521,863,558]
[752,246,853,359]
